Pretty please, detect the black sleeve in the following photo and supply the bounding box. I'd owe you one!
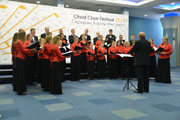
[128,42,138,54]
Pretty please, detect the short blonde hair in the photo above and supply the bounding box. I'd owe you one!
[45,35,52,44]
[17,31,26,43]
[124,41,130,47]
[163,36,168,41]
[52,36,60,45]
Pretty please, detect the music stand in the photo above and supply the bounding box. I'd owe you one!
[118,54,137,91]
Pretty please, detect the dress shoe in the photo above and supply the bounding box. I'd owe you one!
[133,90,143,94]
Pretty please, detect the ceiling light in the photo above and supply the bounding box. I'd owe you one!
[144,14,147,16]
[171,2,175,5]
[98,9,102,12]
[36,1,40,4]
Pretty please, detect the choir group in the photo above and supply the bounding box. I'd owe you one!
[11,27,172,95]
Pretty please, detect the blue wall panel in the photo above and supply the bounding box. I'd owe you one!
[129,16,163,46]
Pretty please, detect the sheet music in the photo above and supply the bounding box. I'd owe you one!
[118,54,133,58]
[62,51,73,56]
[153,47,158,51]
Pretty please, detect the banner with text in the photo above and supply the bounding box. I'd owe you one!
[0,1,129,64]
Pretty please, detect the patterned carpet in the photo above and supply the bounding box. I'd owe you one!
[0,67,180,120]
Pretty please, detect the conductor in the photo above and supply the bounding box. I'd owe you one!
[129,32,152,93]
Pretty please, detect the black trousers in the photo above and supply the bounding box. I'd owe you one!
[97,59,106,79]
[15,58,27,93]
[12,57,16,91]
[108,58,118,79]
[25,56,35,85]
[33,53,39,82]
[80,52,87,73]
[157,58,171,83]
[50,62,62,94]
[37,59,42,83]
[87,61,95,79]
[61,60,66,82]
[71,56,81,81]
[136,65,150,93]
[41,59,50,90]
[117,57,122,77]
[150,55,157,79]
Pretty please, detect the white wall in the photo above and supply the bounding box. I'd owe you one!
[0,1,129,64]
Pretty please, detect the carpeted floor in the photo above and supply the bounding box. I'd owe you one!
[0,67,180,120]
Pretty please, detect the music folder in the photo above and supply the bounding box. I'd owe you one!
[99,51,105,55]
[118,54,133,58]
[26,41,40,49]
[110,51,116,55]
[74,46,82,51]
[62,43,69,46]
[62,51,73,56]
[153,47,164,52]
[104,43,110,48]
[60,47,66,53]
[87,52,95,56]
[117,51,122,54]
[81,42,87,46]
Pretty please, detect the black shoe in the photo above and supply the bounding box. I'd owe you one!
[144,91,149,93]
[18,92,26,95]
[133,90,143,94]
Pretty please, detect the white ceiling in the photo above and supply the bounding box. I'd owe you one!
[63,0,180,19]
[9,0,180,19]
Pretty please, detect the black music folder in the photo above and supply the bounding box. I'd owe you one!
[117,51,122,54]
[81,42,87,46]
[74,46,82,51]
[154,47,165,52]
[62,51,73,56]
[62,43,69,46]
[87,52,95,56]
[60,47,66,53]
[26,41,40,49]
[110,51,116,55]
[99,51,105,55]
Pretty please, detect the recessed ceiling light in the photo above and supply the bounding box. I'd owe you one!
[171,2,175,5]
[98,9,102,12]
[65,5,69,7]
[36,1,40,4]
[144,14,148,16]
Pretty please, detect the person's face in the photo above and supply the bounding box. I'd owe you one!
[162,38,167,44]
[96,32,100,37]
[109,31,112,35]
[119,35,123,40]
[61,34,64,39]
[124,43,129,48]
[99,36,103,40]
[45,28,49,33]
[74,38,78,43]
[90,44,93,49]
[28,35,33,41]
[131,35,135,40]
[82,35,86,40]
[72,29,75,34]
[117,42,120,46]
[59,29,63,34]
[31,29,36,35]
[85,29,88,34]
[40,39,45,45]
